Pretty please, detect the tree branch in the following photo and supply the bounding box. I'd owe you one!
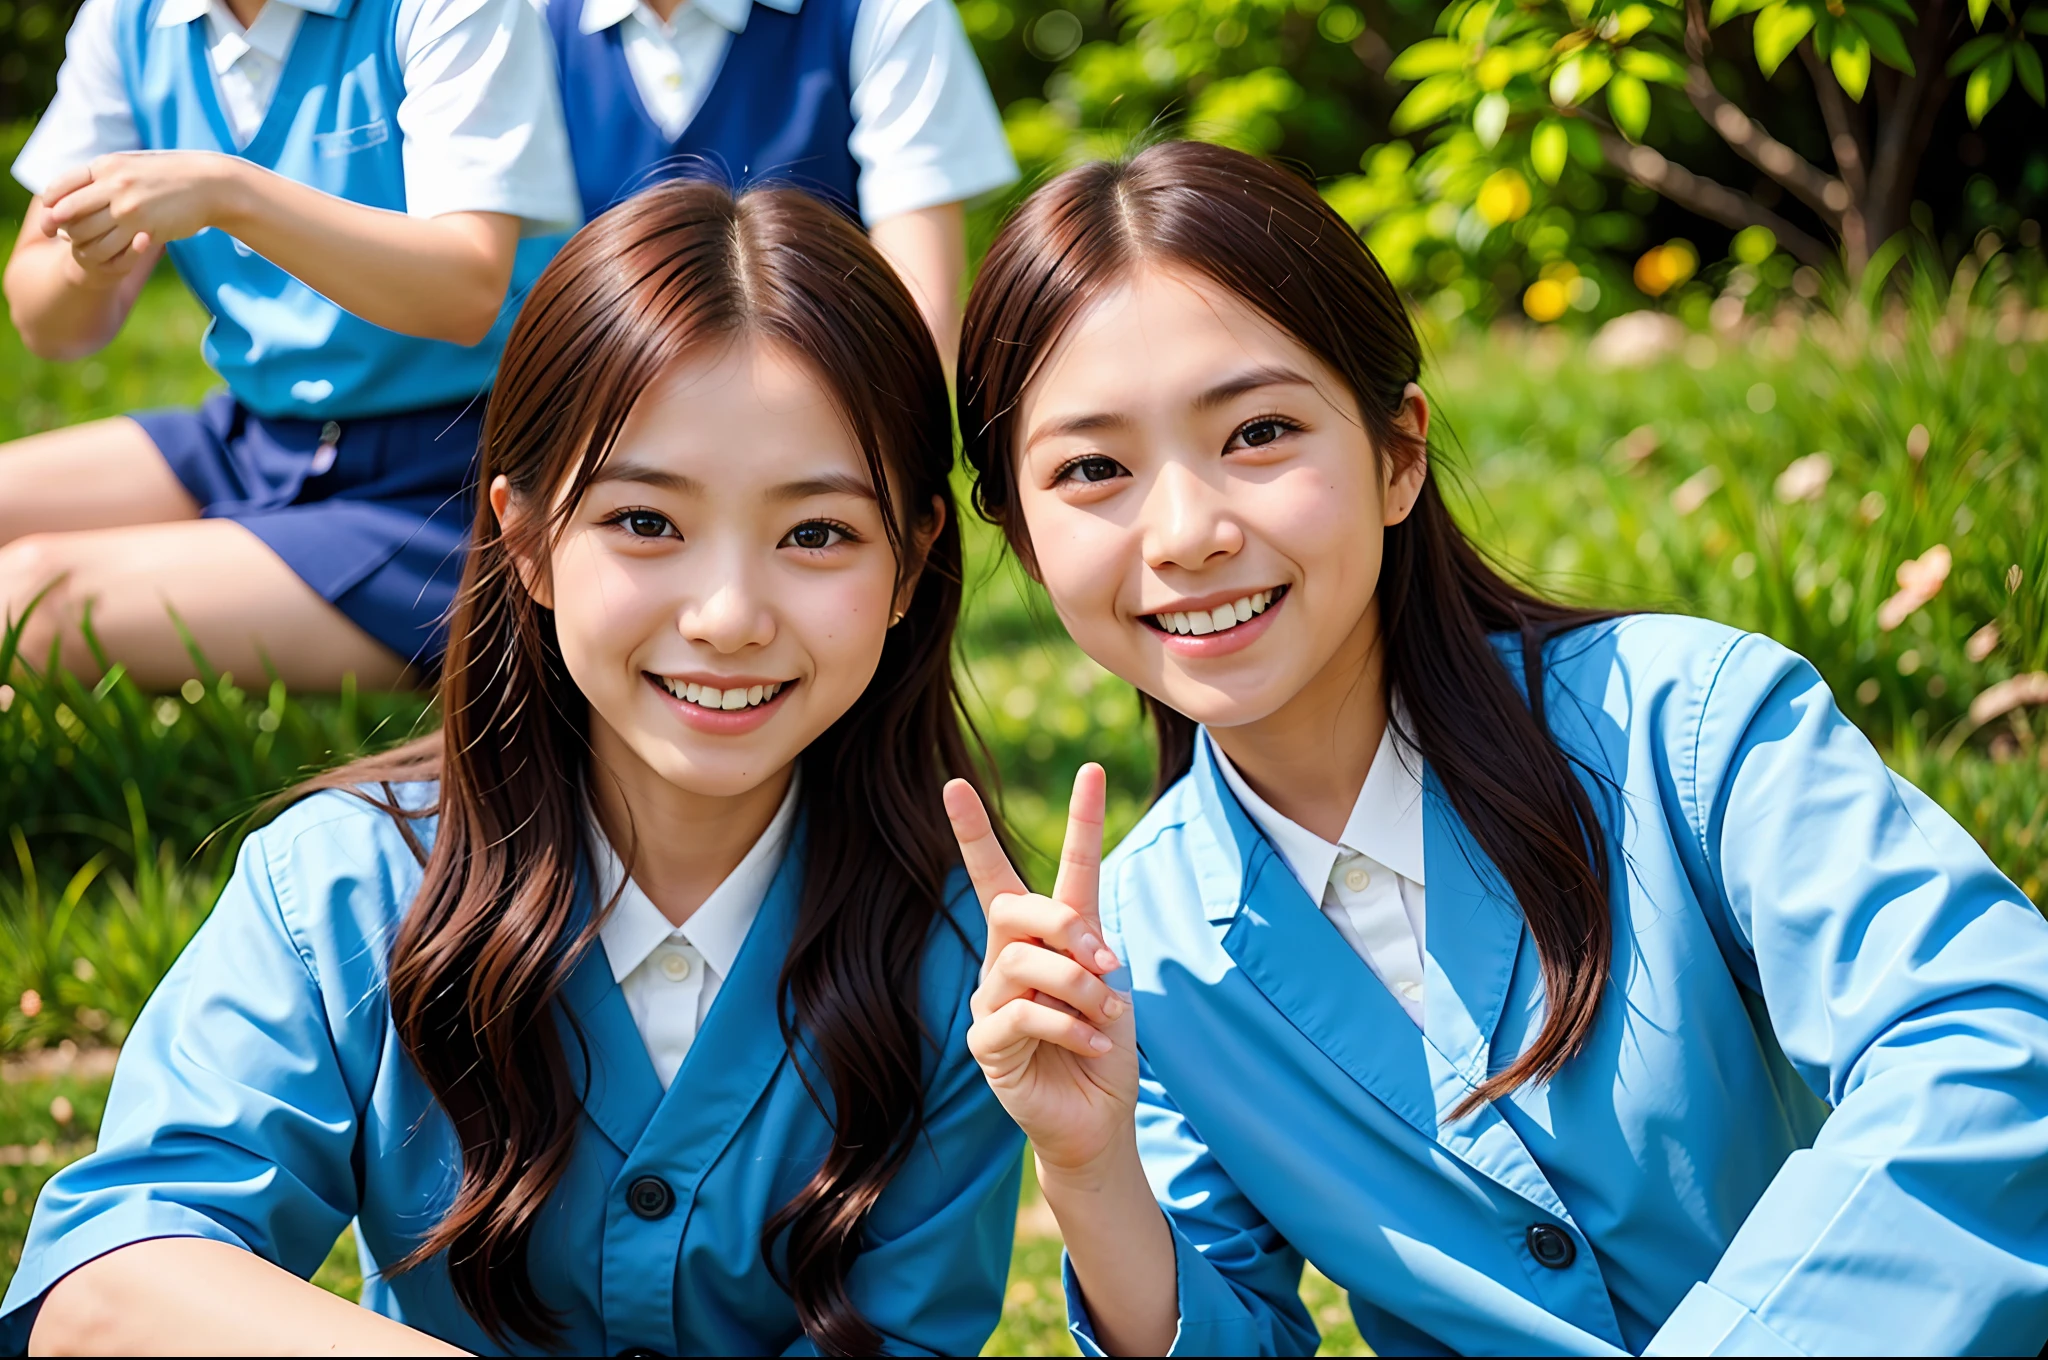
[1598,133,1834,266]
[1867,0,1951,243]
[1681,0,1848,225]
[1799,42,1870,268]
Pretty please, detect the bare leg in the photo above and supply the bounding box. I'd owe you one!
[0,519,416,691]
[0,417,201,544]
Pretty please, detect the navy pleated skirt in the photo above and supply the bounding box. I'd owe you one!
[133,392,483,669]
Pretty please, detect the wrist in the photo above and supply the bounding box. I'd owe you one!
[202,155,259,235]
[1035,1126,1145,1201]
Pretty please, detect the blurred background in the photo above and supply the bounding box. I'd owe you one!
[2,0,2047,1350]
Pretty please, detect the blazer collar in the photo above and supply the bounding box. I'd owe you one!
[560,825,805,1159]
[1191,731,1528,1120]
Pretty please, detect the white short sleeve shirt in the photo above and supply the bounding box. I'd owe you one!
[1210,719,1430,1025]
[559,0,1016,225]
[588,775,799,1087]
[14,0,581,233]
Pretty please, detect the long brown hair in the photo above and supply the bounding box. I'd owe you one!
[957,141,1617,1115]
[304,179,987,1351]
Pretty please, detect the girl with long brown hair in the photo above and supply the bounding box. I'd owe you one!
[2,178,1022,1355]
[942,140,2048,1355]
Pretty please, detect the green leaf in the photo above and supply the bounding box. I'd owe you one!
[1848,8,1916,72]
[1550,49,1612,104]
[1531,116,1570,181]
[1619,47,1689,84]
[1388,38,1469,79]
[1392,72,1472,130]
[1966,44,2014,122]
[1861,0,1918,22]
[1947,31,2003,73]
[2026,7,2048,33]
[1608,70,1652,137]
[1754,3,1816,75]
[1708,0,1771,22]
[1831,29,1872,96]
[1475,91,1510,146]
[1612,4,1657,40]
[2016,39,2047,101]
[1970,0,1992,27]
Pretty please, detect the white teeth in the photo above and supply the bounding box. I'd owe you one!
[657,677,785,711]
[1149,589,1279,636]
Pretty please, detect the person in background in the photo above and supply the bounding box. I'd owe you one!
[544,0,1015,364]
[0,0,578,689]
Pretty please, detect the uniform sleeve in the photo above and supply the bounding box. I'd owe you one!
[846,0,1017,225]
[784,884,1025,1357]
[1645,632,2048,1356]
[1064,1055,1320,1357]
[392,0,581,231]
[11,0,143,196]
[0,828,364,1352]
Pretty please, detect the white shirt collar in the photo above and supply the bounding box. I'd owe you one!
[158,0,307,64]
[1209,712,1427,901]
[578,0,785,38]
[590,772,800,984]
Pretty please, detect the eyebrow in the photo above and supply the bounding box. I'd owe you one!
[589,461,876,502]
[1024,365,1320,449]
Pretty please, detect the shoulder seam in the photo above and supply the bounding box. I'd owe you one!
[1684,629,1754,872]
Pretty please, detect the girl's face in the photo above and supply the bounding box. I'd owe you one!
[498,338,928,801]
[1011,265,1426,731]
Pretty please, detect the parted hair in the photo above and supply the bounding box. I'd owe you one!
[303,178,989,1352]
[956,141,1619,1114]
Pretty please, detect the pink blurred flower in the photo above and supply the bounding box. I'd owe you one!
[1876,545,1951,631]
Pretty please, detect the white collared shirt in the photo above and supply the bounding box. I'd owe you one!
[15,0,579,232]
[589,774,798,1087]
[561,0,1015,225]
[1210,719,1430,1025]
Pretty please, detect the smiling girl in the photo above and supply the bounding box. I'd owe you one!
[1,179,1021,1355]
[944,141,2048,1356]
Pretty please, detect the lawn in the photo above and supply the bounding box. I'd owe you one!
[1,262,2042,1354]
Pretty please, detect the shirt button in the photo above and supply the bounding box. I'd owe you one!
[659,949,692,982]
[627,1174,675,1220]
[1344,866,1370,892]
[1526,1222,1576,1269]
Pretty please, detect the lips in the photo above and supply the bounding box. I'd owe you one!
[1144,587,1285,637]
[651,676,790,712]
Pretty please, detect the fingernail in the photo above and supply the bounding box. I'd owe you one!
[1094,948,1121,973]
[1089,1032,1113,1053]
[1080,932,1103,955]
[1102,994,1124,1019]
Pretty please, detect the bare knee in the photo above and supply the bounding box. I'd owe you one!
[0,534,90,671]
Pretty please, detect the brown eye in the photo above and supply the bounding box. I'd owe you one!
[622,510,673,538]
[783,522,848,550]
[1075,457,1121,482]
[1239,419,1286,447]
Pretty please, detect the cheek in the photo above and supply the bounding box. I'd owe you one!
[1250,462,1384,584]
[1020,494,1127,624]
[546,537,672,670]
[780,558,898,684]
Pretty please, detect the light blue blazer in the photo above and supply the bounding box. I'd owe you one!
[1081,615,2048,1357]
[0,787,1022,1355]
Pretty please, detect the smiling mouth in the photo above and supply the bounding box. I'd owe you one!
[650,675,793,711]
[1143,587,1286,637]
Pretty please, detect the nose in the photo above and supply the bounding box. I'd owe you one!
[1141,460,1243,573]
[676,548,776,654]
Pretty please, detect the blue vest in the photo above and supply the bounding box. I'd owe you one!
[547,0,861,223]
[115,0,558,419]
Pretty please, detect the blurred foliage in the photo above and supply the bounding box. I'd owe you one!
[0,2,78,123]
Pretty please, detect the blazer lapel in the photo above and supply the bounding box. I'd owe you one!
[559,925,664,1158]
[634,833,803,1185]
[1194,736,1439,1138]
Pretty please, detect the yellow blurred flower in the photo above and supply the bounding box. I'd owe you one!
[1633,241,1698,297]
[1523,278,1570,323]
[1477,169,1532,226]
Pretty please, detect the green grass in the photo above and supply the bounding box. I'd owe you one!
[2,263,2045,1352]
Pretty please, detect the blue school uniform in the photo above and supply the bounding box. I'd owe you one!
[0,787,1022,1355]
[547,0,861,222]
[114,0,566,665]
[1083,614,2048,1356]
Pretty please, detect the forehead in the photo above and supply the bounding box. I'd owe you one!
[612,336,864,476]
[1021,265,1319,417]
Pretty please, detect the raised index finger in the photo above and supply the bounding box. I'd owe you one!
[942,778,1029,916]
[1052,762,1106,926]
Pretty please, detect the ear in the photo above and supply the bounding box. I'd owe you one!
[891,494,949,622]
[490,474,555,611]
[1382,382,1430,528]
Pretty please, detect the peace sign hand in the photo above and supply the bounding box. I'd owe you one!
[945,764,1140,1175]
